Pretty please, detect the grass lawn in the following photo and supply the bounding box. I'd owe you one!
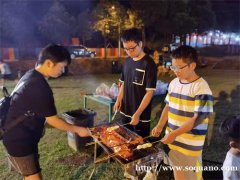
[0,68,239,180]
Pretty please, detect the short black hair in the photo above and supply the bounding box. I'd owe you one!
[171,45,198,64]
[38,44,71,65]
[220,114,240,142]
[121,28,142,44]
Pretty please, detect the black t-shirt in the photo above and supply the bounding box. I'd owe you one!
[120,55,157,120]
[3,69,57,156]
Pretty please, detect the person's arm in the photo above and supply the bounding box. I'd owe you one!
[161,113,198,144]
[151,104,169,136]
[130,89,154,125]
[113,82,124,112]
[46,115,91,137]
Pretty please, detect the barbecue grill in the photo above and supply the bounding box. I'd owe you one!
[89,122,164,179]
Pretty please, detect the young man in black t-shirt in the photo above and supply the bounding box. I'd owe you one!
[114,28,157,137]
[2,44,91,180]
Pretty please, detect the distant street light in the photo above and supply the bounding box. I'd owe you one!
[104,15,110,59]
[111,5,121,58]
[118,21,121,58]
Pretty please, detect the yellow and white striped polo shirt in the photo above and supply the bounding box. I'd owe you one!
[165,77,213,156]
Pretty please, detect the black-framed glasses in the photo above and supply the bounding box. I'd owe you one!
[123,44,138,52]
[170,64,189,71]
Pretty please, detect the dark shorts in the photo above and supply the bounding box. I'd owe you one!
[7,153,41,176]
[3,138,41,176]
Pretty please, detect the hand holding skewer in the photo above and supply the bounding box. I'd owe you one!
[160,131,176,144]
[119,122,130,126]
[130,113,140,125]
[151,125,163,137]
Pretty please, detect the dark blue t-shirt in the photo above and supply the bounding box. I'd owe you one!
[3,69,57,156]
[120,55,157,120]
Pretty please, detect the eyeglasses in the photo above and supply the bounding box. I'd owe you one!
[124,44,138,52]
[170,64,189,71]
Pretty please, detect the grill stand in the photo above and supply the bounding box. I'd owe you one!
[88,139,164,180]
[88,123,164,179]
[89,139,112,180]
[88,141,97,180]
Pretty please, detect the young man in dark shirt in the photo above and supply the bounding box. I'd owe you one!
[114,28,157,137]
[2,44,91,180]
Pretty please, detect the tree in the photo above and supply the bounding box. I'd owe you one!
[130,0,174,47]
[189,0,216,33]
[75,10,94,45]
[173,12,196,44]
[130,0,216,46]
[38,1,75,44]
[210,0,239,32]
[91,0,143,57]
[131,1,183,45]
[124,9,143,29]
[91,0,143,44]
[92,0,124,42]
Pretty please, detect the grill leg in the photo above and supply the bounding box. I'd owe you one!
[89,165,95,180]
[88,141,97,180]
[93,141,97,163]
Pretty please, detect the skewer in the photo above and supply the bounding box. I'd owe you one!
[152,139,163,144]
[111,111,118,121]
[87,127,95,134]
[119,122,130,126]
[85,142,95,146]
[131,140,162,151]
[143,135,152,139]
[85,139,105,146]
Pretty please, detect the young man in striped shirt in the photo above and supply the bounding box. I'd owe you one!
[152,45,213,180]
